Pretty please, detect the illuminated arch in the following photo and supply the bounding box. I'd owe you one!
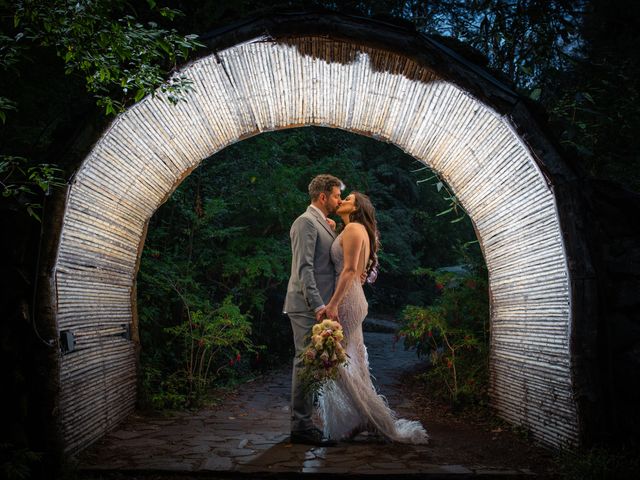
[51,15,589,453]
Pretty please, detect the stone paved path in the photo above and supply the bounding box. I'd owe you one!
[77,328,532,477]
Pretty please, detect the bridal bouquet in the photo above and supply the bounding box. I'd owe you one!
[299,318,348,395]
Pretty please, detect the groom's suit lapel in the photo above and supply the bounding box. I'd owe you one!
[307,206,337,239]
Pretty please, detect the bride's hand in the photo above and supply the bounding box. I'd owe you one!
[324,303,339,321]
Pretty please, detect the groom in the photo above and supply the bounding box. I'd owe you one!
[284,174,344,446]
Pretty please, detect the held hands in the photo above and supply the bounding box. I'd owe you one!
[314,304,340,323]
[323,302,339,322]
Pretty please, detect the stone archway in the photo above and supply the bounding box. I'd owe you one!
[48,14,594,454]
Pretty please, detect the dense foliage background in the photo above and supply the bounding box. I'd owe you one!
[136,126,480,407]
[1,0,638,477]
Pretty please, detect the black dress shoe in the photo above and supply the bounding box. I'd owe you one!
[290,427,337,446]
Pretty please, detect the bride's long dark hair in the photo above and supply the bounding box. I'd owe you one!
[349,191,380,283]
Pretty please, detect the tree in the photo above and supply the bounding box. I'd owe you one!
[1,0,203,218]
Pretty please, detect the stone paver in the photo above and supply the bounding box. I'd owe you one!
[77,329,532,476]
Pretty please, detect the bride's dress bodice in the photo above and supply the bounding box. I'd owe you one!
[319,231,429,444]
[330,232,368,330]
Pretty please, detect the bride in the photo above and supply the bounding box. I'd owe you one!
[319,191,429,444]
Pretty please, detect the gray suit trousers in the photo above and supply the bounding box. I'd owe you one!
[288,310,316,432]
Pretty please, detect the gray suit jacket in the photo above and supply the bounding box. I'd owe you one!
[284,206,337,314]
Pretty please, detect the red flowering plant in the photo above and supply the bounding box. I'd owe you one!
[163,295,259,406]
[399,267,489,408]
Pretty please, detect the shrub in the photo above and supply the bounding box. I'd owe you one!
[399,267,489,408]
[163,296,258,405]
[140,292,259,409]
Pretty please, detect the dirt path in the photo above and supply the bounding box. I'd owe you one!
[399,374,557,475]
[76,329,558,477]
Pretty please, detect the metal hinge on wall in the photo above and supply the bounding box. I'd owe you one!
[59,330,75,354]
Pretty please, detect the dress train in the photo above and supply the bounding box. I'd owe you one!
[317,232,428,444]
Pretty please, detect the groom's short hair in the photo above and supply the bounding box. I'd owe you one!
[308,174,344,200]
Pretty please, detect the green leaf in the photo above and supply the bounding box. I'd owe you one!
[157,39,173,56]
[159,8,178,20]
[436,207,454,217]
[26,205,42,222]
[134,88,146,102]
[530,88,541,101]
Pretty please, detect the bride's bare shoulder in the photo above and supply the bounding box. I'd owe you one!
[342,222,367,239]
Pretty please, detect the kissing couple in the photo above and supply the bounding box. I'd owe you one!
[284,174,429,446]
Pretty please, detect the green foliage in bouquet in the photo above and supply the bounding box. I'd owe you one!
[399,261,489,408]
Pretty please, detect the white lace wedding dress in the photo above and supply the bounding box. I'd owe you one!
[317,232,429,444]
